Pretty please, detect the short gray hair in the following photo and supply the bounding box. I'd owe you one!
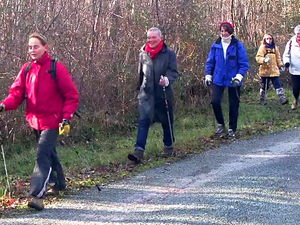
[147,27,162,37]
[294,25,300,34]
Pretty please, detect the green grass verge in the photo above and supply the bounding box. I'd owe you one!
[1,88,300,212]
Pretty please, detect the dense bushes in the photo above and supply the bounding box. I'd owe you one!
[0,0,297,145]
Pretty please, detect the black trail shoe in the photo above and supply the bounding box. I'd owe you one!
[28,197,44,211]
[228,129,236,138]
[280,97,288,105]
[215,124,225,136]
[128,149,144,164]
[161,147,174,158]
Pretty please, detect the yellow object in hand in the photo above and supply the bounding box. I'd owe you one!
[59,124,70,136]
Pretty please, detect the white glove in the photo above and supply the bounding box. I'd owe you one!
[263,56,270,63]
[231,74,243,87]
[159,75,169,87]
[204,75,212,87]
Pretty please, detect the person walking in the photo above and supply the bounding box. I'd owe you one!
[256,34,288,105]
[0,33,79,210]
[205,22,249,138]
[128,27,178,163]
[283,25,300,110]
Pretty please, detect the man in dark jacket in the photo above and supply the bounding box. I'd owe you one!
[1,33,79,210]
[128,27,178,163]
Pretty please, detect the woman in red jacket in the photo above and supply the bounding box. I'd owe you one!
[1,33,79,210]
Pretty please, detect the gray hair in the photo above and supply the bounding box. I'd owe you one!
[147,27,162,37]
[294,25,300,34]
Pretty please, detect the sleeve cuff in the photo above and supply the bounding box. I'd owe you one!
[63,114,73,121]
[236,74,243,82]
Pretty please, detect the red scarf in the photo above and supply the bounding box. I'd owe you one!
[145,41,164,59]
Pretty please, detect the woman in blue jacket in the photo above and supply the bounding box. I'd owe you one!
[205,22,249,138]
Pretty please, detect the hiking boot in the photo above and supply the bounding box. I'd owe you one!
[28,197,44,211]
[215,124,225,136]
[128,149,144,164]
[258,97,267,105]
[228,129,236,138]
[279,97,288,105]
[276,88,288,105]
[291,99,298,110]
[161,147,174,158]
[259,88,267,105]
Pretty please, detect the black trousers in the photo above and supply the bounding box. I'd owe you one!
[291,74,300,100]
[29,129,65,198]
[211,84,240,132]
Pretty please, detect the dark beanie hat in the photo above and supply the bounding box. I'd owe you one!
[220,22,234,34]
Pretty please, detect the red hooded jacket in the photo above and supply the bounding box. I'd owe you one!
[2,52,79,130]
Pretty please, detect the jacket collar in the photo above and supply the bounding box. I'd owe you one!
[215,35,238,45]
[32,52,51,65]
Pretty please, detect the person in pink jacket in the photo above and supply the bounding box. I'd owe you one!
[1,33,79,210]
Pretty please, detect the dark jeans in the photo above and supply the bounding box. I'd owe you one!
[261,77,282,90]
[291,74,300,100]
[135,101,174,151]
[29,129,65,198]
[211,84,240,132]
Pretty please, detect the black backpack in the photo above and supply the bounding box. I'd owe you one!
[24,59,81,118]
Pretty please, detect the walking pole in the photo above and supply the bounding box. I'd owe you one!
[207,85,216,129]
[163,86,174,145]
[233,78,251,124]
[234,86,240,103]
[264,77,268,105]
[1,144,11,196]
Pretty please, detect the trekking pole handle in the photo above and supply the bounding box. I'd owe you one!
[162,86,169,110]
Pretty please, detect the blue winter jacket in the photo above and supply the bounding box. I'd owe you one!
[206,36,249,87]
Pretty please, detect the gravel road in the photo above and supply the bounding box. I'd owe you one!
[2,128,300,224]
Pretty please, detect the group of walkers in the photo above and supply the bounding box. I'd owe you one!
[204,22,300,139]
[1,22,299,210]
[255,25,300,110]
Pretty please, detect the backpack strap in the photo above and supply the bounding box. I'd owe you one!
[24,62,32,79]
[48,59,57,80]
[24,62,32,99]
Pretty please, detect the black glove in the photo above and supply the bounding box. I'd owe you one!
[285,62,290,68]
[231,74,243,87]
[0,104,5,112]
[59,119,70,136]
[232,79,240,87]
[62,119,70,126]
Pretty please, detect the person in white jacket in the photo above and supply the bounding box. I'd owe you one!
[283,25,300,109]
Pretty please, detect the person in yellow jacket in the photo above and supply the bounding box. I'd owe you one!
[256,34,288,105]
